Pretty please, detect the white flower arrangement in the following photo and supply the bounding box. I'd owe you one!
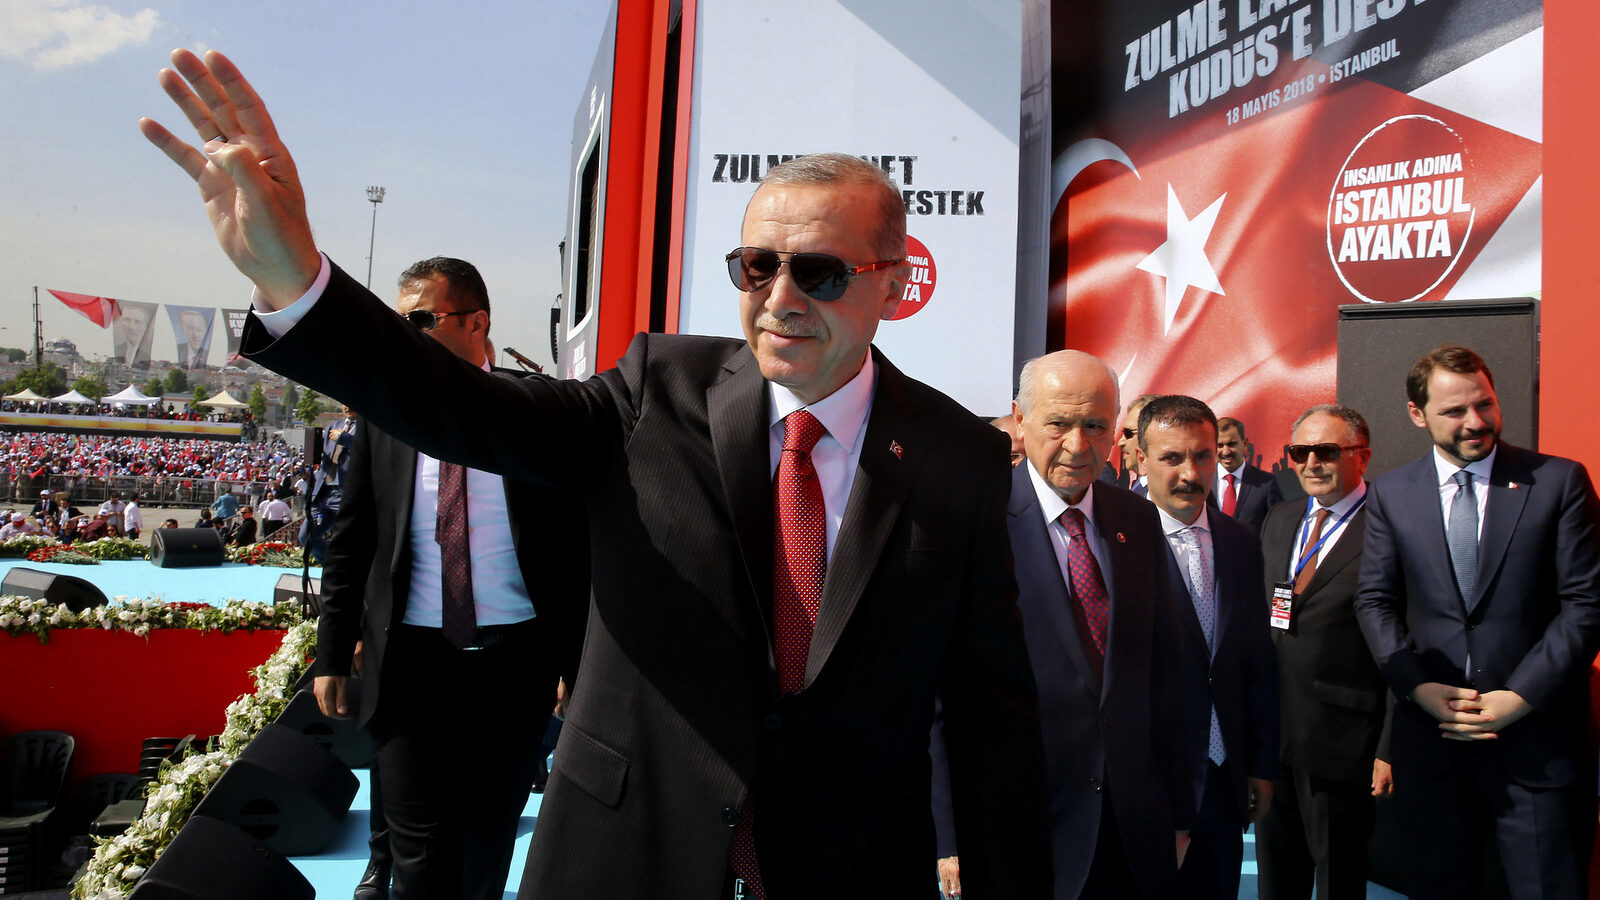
[72,619,317,899]
[0,595,303,644]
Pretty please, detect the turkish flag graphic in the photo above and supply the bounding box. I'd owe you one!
[1052,61,1540,447]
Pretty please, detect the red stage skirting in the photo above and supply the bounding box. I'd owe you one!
[0,629,287,778]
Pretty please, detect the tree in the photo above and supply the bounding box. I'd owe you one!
[192,385,209,411]
[0,348,26,363]
[70,365,110,402]
[1,362,68,398]
[247,383,267,420]
[163,368,189,395]
[142,377,165,397]
[295,388,328,424]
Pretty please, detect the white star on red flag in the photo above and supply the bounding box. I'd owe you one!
[1135,185,1227,335]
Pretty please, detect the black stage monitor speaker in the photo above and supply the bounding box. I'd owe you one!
[274,686,375,768]
[127,814,313,900]
[273,573,321,615]
[192,723,358,856]
[151,527,227,569]
[1337,298,1536,481]
[0,567,108,611]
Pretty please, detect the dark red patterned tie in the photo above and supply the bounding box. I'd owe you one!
[1220,473,1238,516]
[435,460,475,649]
[731,410,828,899]
[1060,508,1110,679]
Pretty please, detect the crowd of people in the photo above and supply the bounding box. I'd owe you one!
[0,430,303,485]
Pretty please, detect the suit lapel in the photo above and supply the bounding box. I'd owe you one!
[706,348,775,656]
[1091,491,1139,700]
[1300,506,1367,597]
[1211,520,1236,639]
[1473,446,1532,612]
[1016,469,1097,693]
[1167,544,1209,653]
[1402,457,1460,604]
[807,352,918,687]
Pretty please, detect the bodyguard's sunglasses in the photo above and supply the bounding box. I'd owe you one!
[1285,443,1368,464]
[725,247,902,303]
[401,309,477,332]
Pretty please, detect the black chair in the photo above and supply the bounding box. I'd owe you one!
[0,730,76,893]
[68,773,141,839]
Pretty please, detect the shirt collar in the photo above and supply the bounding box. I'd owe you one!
[1431,444,1497,487]
[1158,503,1210,537]
[767,354,877,455]
[1218,461,1244,480]
[1026,463,1096,530]
[1310,479,1367,515]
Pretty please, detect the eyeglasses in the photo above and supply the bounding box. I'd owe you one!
[725,247,902,303]
[1285,443,1368,464]
[401,309,477,332]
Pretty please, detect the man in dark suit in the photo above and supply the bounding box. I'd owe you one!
[1137,395,1277,900]
[1209,417,1283,534]
[932,351,1193,900]
[145,50,1049,900]
[1354,344,1600,900]
[313,256,589,899]
[1255,404,1390,900]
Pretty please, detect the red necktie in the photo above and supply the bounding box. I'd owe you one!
[435,460,476,649]
[1220,472,1238,516]
[732,410,828,899]
[1060,508,1110,679]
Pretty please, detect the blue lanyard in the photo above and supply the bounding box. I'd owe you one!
[1292,494,1365,580]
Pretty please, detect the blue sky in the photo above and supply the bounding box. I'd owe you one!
[0,0,612,374]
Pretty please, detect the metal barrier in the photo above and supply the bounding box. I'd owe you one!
[2,469,307,513]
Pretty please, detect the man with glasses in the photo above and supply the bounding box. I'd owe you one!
[1354,345,1600,900]
[311,256,589,899]
[1255,405,1390,900]
[1118,394,1158,494]
[143,49,1048,899]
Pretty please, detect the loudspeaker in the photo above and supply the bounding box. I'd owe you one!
[127,815,313,900]
[150,528,227,568]
[0,567,108,611]
[273,686,375,768]
[192,723,357,856]
[273,574,321,616]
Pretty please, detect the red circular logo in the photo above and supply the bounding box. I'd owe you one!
[890,235,936,321]
[1326,115,1477,303]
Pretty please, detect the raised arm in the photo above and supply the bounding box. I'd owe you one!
[139,48,320,307]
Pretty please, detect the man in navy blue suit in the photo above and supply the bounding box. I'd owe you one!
[932,352,1192,900]
[1209,417,1284,534]
[1354,344,1600,900]
[1138,395,1278,900]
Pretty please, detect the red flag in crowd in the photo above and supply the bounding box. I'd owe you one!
[46,290,121,328]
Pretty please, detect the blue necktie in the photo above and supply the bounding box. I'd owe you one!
[1447,470,1479,611]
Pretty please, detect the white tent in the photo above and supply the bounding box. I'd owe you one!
[3,388,46,402]
[103,385,161,407]
[198,389,247,409]
[50,389,95,405]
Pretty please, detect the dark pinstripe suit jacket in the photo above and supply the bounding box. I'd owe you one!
[243,260,1050,900]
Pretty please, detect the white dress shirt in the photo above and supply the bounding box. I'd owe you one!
[1283,480,1367,578]
[766,355,876,562]
[1159,505,1219,656]
[1026,467,1115,598]
[1431,445,1496,542]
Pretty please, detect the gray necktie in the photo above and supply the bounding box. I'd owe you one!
[1447,470,1479,610]
[1178,526,1226,765]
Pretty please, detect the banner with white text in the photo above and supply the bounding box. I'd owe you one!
[1051,0,1542,466]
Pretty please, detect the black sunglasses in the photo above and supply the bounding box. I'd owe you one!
[401,309,477,332]
[725,247,902,303]
[1285,443,1368,463]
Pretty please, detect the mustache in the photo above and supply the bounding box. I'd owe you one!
[756,314,819,338]
[1169,481,1205,495]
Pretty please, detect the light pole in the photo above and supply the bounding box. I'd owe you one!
[365,185,386,288]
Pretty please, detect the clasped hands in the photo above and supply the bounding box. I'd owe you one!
[1410,682,1531,740]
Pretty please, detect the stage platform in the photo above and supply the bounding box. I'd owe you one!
[0,556,314,608]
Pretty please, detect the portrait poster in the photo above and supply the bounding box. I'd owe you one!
[165,304,216,370]
[111,300,159,369]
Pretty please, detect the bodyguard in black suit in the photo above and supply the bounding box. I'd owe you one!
[144,57,1049,900]
[1355,345,1600,900]
[1209,417,1283,534]
[1137,396,1278,900]
[1255,405,1389,900]
[931,353,1192,900]
[313,258,588,899]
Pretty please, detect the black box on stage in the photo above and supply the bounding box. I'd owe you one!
[274,686,375,768]
[273,573,321,615]
[192,723,358,856]
[0,567,108,611]
[127,814,313,900]
[151,527,227,568]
